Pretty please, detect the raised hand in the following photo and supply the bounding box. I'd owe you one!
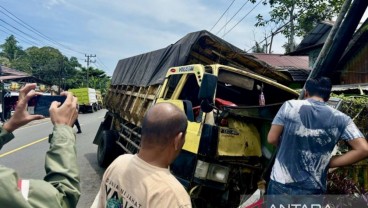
[49,91,78,127]
[3,83,44,132]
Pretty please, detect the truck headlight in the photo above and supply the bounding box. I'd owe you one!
[207,164,229,183]
[194,160,209,179]
[194,160,229,183]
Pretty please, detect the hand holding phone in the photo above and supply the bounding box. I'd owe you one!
[32,96,67,117]
[3,84,44,132]
[49,92,78,127]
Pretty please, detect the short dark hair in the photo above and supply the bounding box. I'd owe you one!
[141,103,188,146]
[305,77,332,102]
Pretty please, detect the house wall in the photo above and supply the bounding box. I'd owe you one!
[340,45,368,84]
[308,48,322,68]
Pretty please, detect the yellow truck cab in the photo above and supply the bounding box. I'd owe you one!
[93,30,300,207]
[94,63,297,207]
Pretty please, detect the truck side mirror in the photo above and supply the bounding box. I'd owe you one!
[198,74,217,113]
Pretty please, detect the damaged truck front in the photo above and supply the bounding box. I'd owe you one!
[93,30,300,207]
[94,63,297,207]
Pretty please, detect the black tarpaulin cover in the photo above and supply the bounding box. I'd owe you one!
[111,30,245,87]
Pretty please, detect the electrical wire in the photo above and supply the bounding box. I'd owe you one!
[96,57,109,71]
[0,23,40,46]
[0,5,110,71]
[0,19,49,46]
[222,0,263,38]
[0,28,37,47]
[0,5,85,55]
[216,0,250,35]
[93,62,102,70]
[210,0,236,32]
[245,20,291,52]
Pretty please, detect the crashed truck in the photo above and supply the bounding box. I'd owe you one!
[93,31,299,207]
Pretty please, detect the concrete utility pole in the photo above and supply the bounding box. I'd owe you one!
[58,58,64,94]
[0,65,4,122]
[299,0,366,99]
[85,54,96,88]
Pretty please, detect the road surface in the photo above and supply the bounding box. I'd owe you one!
[0,109,107,208]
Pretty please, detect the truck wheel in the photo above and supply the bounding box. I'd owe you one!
[93,104,98,112]
[97,130,118,167]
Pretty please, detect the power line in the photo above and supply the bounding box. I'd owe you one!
[93,62,105,72]
[245,18,294,52]
[96,57,108,71]
[222,0,263,38]
[85,54,96,88]
[0,19,49,46]
[0,29,36,47]
[0,5,85,55]
[216,0,250,35]
[0,24,41,46]
[0,25,83,59]
[210,0,236,32]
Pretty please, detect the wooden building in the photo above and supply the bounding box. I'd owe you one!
[290,19,368,85]
[336,19,368,84]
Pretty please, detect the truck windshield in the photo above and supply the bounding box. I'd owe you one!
[164,74,200,105]
[163,73,201,121]
[216,69,295,106]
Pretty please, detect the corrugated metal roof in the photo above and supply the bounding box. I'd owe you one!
[250,53,311,82]
[1,65,29,76]
[332,83,368,92]
[282,68,310,82]
[0,75,29,81]
[289,21,333,55]
[0,65,50,84]
[298,21,334,49]
[251,53,310,70]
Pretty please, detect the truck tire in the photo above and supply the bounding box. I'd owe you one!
[93,104,98,112]
[97,130,118,167]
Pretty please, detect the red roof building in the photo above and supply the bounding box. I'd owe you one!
[250,53,311,85]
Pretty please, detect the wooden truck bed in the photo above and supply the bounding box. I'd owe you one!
[104,84,161,127]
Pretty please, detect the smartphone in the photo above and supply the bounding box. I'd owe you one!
[28,95,66,117]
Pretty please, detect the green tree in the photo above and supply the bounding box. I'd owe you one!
[80,66,110,91]
[25,46,64,84]
[0,57,11,67]
[0,35,110,92]
[11,57,32,74]
[0,35,25,62]
[252,41,266,53]
[256,0,344,52]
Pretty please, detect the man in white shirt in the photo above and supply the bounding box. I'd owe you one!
[96,102,192,208]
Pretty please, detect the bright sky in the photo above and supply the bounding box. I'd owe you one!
[0,0,367,76]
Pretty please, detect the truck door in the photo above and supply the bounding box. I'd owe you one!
[158,73,202,154]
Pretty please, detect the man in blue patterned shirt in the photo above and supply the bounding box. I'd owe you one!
[267,77,368,196]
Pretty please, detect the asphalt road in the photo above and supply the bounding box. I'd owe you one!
[0,109,107,208]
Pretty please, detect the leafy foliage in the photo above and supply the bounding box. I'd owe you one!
[327,94,368,194]
[0,35,25,62]
[0,35,110,94]
[255,0,344,52]
[333,94,368,137]
[252,41,267,53]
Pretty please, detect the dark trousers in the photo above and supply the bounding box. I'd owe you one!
[266,180,323,208]
[74,119,81,132]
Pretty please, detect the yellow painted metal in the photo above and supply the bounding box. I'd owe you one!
[210,64,298,96]
[164,64,205,79]
[171,74,188,99]
[96,90,103,105]
[218,118,262,157]
[156,98,201,154]
[69,88,93,105]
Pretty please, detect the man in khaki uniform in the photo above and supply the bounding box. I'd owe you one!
[96,102,192,208]
[0,83,80,208]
